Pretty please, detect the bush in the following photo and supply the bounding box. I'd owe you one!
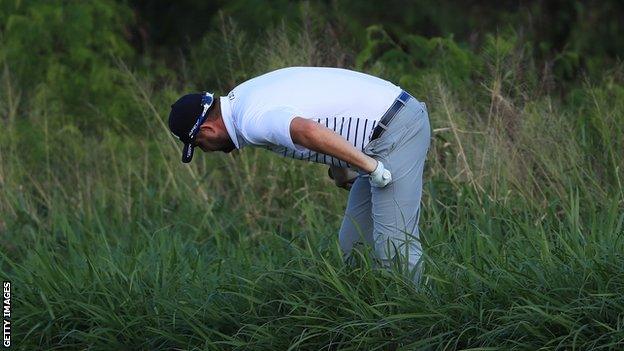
[0,0,143,133]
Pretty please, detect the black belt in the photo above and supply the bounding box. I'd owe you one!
[370,90,412,141]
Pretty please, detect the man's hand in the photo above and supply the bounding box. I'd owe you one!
[368,160,392,187]
[328,166,359,191]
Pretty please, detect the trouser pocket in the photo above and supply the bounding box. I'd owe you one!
[364,126,409,158]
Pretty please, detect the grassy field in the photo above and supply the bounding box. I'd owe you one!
[1,22,624,350]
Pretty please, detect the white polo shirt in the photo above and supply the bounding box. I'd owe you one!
[220,66,403,168]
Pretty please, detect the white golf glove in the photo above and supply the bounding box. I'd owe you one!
[368,160,392,187]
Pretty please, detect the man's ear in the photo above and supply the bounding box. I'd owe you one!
[199,120,216,135]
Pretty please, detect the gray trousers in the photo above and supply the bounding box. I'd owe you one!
[338,97,430,284]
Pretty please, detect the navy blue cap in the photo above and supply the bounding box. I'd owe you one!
[168,92,215,163]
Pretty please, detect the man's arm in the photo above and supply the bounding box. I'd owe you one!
[290,117,378,173]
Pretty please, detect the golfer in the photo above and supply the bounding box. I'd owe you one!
[168,66,430,283]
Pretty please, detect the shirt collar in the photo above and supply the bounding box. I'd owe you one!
[220,96,241,149]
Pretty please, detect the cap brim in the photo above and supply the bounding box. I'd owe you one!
[182,143,195,163]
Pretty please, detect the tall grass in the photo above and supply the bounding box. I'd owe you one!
[1,18,623,350]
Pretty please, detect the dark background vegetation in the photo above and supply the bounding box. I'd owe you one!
[2,0,623,134]
[132,0,623,79]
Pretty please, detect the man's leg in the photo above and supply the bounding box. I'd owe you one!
[338,176,374,266]
[365,101,431,284]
